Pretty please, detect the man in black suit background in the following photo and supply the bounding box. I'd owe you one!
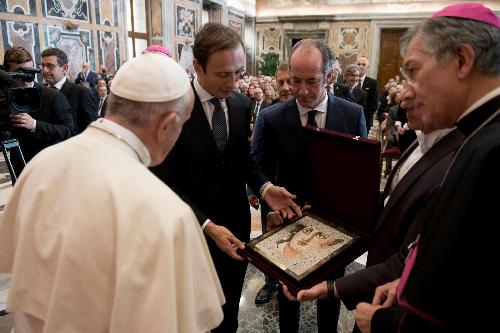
[41,48,97,133]
[327,59,355,103]
[96,84,107,117]
[151,22,301,333]
[356,57,379,130]
[257,39,367,333]
[250,87,270,132]
[3,47,75,174]
[344,64,368,111]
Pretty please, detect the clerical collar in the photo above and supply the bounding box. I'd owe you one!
[457,86,500,122]
[296,92,328,118]
[90,118,152,166]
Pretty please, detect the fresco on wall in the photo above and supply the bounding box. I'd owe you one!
[43,0,90,22]
[95,0,117,26]
[177,41,194,77]
[262,26,281,53]
[45,25,93,81]
[263,0,370,6]
[338,28,359,50]
[176,3,195,38]
[1,19,40,65]
[229,12,244,39]
[0,0,36,15]
[98,30,119,75]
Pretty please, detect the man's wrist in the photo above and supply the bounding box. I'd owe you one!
[327,280,335,299]
[260,181,274,199]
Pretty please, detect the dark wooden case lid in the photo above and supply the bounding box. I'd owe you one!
[304,126,381,237]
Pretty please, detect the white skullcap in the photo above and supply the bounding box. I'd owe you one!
[110,52,190,102]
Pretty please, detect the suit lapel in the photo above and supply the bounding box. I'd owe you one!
[325,95,340,130]
[376,130,463,233]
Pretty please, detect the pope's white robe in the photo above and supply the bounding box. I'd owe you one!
[0,119,225,333]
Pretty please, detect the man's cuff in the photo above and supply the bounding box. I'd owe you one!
[259,181,274,199]
[31,119,36,133]
[201,219,211,230]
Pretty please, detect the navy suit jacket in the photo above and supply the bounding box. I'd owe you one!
[74,70,98,89]
[258,96,366,204]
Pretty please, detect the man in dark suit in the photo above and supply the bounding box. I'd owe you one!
[250,87,270,132]
[326,59,356,103]
[96,84,108,117]
[355,4,500,331]
[151,23,301,333]
[3,47,75,175]
[344,64,368,111]
[41,48,98,133]
[74,62,98,90]
[356,57,379,130]
[257,39,366,333]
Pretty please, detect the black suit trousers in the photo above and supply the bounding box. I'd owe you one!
[208,239,248,333]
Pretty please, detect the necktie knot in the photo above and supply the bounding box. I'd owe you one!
[307,110,318,127]
[210,98,227,154]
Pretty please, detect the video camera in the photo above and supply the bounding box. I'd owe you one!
[0,66,41,183]
[0,66,41,135]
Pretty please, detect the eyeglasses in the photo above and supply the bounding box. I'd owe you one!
[38,63,58,70]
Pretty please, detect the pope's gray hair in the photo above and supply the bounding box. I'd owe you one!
[106,92,190,126]
[400,17,500,76]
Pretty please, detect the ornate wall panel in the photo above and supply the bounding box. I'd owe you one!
[45,25,93,80]
[95,0,118,26]
[0,0,37,15]
[173,0,200,77]
[98,30,119,75]
[43,0,91,22]
[228,9,244,39]
[0,0,124,77]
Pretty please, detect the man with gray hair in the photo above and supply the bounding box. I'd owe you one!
[0,51,225,332]
[355,3,500,332]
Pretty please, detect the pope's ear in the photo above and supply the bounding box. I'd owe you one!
[157,111,178,138]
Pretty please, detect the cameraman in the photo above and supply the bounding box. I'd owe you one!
[3,47,75,167]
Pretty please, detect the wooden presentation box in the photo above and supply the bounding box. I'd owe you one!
[240,126,381,294]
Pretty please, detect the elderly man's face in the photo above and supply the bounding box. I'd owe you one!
[400,35,463,133]
[194,45,245,100]
[290,47,327,109]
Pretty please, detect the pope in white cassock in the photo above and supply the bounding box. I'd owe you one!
[0,50,225,332]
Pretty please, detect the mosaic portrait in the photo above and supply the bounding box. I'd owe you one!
[177,41,194,77]
[250,214,358,281]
